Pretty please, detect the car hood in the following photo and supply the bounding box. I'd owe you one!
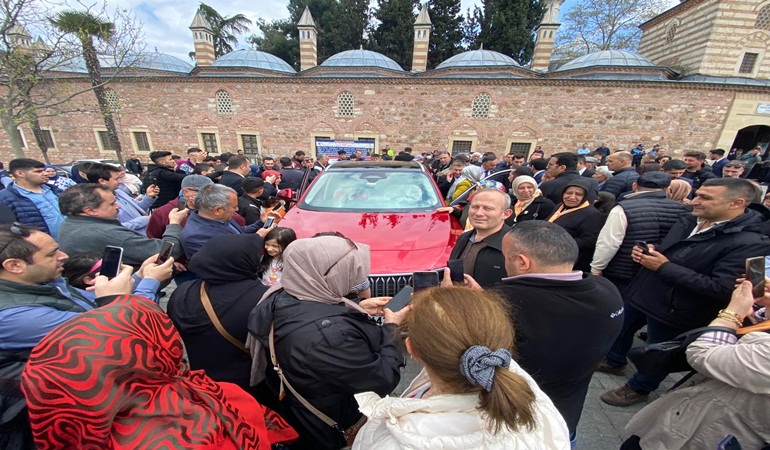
[280,209,461,274]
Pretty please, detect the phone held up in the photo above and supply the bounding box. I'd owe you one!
[447,259,464,284]
[177,197,188,211]
[100,246,123,280]
[635,241,651,255]
[385,286,413,313]
[156,241,174,264]
[745,256,767,299]
[412,271,439,292]
[263,217,275,229]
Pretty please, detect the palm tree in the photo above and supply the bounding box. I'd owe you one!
[50,10,123,164]
[197,3,253,57]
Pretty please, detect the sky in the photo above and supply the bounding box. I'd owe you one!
[103,0,678,62]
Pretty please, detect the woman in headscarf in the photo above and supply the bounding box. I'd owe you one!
[547,178,604,271]
[450,165,483,201]
[21,294,297,450]
[42,164,76,191]
[667,179,692,205]
[506,175,555,225]
[248,234,406,450]
[168,234,267,393]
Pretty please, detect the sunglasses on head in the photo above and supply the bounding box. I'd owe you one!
[0,222,32,255]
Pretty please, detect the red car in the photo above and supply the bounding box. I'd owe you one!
[280,161,463,296]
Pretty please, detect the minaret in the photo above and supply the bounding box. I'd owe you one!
[8,23,31,48]
[190,11,215,66]
[298,7,317,71]
[531,0,565,72]
[411,5,431,72]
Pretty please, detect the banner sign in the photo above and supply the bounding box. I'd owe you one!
[316,139,375,159]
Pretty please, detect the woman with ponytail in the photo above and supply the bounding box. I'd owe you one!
[353,287,569,449]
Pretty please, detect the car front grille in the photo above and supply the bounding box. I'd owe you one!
[369,273,412,297]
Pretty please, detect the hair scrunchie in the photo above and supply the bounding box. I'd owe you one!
[459,345,512,392]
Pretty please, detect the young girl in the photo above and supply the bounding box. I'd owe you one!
[260,227,297,286]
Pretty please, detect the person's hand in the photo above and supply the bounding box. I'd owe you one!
[265,174,277,185]
[436,206,454,213]
[592,271,603,277]
[260,209,281,225]
[463,274,483,290]
[632,244,669,271]
[168,207,188,225]
[136,253,161,278]
[359,297,391,316]
[89,264,134,298]
[725,281,757,319]
[145,184,160,198]
[257,225,276,237]
[142,257,175,283]
[173,262,187,273]
[384,304,412,325]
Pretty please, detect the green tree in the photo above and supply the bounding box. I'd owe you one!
[368,0,418,69]
[324,0,369,55]
[554,0,670,59]
[247,19,298,68]
[50,10,124,164]
[468,0,543,65]
[427,0,464,69]
[196,3,253,58]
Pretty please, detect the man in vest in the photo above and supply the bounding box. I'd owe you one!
[590,172,690,292]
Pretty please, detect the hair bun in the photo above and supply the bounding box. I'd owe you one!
[459,345,512,392]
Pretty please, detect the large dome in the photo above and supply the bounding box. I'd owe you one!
[320,49,403,71]
[557,50,654,71]
[132,52,193,73]
[437,49,520,69]
[212,49,296,73]
[48,51,194,74]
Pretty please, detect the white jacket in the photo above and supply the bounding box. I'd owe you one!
[353,362,570,450]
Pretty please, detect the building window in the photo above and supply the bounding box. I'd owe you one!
[16,128,26,148]
[200,132,219,153]
[97,130,116,150]
[739,52,759,74]
[39,129,55,148]
[665,22,678,44]
[105,88,120,112]
[451,140,473,154]
[241,134,259,153]
[471,93,491,118]
[756,6,770,30]
[509,142,531,154]
[216,90,234,115]
[337,91,354,117]
[132,131,151,152]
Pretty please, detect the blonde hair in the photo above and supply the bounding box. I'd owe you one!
[401,287,536,433]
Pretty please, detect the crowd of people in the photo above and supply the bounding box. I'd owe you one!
[0,140,769,450]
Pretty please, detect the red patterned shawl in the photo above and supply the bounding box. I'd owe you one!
[21,294,296,450]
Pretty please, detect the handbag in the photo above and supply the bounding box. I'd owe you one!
[627,326,736,376]
[199,282,249,354]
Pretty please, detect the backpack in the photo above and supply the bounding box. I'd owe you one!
[140,167,162,195]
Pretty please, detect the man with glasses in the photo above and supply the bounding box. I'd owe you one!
[0,158,64,239]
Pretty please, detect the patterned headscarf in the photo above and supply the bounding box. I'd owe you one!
[21,295,296,450]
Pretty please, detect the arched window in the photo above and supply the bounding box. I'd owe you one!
[337,91,354,117]
[471,93,491,119]
[665,21,679,44]
[104,88,120,112]
[216,90,234,115]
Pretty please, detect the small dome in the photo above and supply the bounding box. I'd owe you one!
[321,49,403,71]
[437,49,520,69]
[212,49,296,73]
[131,52,193,73]
[557,50,654,71]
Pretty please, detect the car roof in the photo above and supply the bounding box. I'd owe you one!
[326,161,424,171]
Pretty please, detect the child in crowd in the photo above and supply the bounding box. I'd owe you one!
[259,227,297,286]
[62,253,165,303]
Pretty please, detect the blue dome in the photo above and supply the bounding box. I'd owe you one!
[48,52,193,74]
[321,49,403,71]
[132,52,193,73]
[212,49,296,73]
[557,50,654,71]
[437,49,520,69]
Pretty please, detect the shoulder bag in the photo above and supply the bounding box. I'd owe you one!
[199,282,249,354]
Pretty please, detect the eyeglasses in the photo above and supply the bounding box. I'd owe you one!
[0,222,31,256]
[304,158,315,162]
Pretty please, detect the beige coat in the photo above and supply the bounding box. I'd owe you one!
[625,332,770,449]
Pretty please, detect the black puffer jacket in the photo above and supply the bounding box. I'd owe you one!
[248,290,403,450]
[506,195,555,225]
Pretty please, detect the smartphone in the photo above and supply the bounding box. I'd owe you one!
[716,435,742,450]
[635,241,651,255]
[385,286,413,312]
[447,259,464,283]
[177,197,188,211]
[100,246,123,280]
[156,241,174,264]
[263,216,275,229]
[745,256,765,298]
[412,271,439,292]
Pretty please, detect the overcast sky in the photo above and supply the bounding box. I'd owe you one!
[110,0,678,62]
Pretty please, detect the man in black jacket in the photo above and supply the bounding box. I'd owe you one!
[540,152,599,204]
[681,150,716,191]
[601,151,639,199]
[125,154,143,175]
[278,157,304,191]
[218,155,251,196]
[448,189,512,287]
[145,151,187,209]
[237,177,264,226]
[600,178,770,407]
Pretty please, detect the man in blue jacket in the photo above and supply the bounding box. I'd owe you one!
[601,151,639,199]
[0,159,63,238]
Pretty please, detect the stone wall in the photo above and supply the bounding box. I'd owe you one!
[0,77,748,163]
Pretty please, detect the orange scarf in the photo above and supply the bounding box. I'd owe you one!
[547,201,590,222]
[514,191,542,218]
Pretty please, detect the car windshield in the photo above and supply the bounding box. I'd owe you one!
[300,170,441,212]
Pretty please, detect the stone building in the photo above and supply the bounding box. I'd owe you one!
[2,0,770,163]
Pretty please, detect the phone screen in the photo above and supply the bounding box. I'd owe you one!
[386,286,413,312]
[101,246,123,279]
[412,271,439,292]
[156,241,174,264]
[177,197,188,211]
[263,217,275,229]
[447,259,464,283]
[746,256,765,298]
